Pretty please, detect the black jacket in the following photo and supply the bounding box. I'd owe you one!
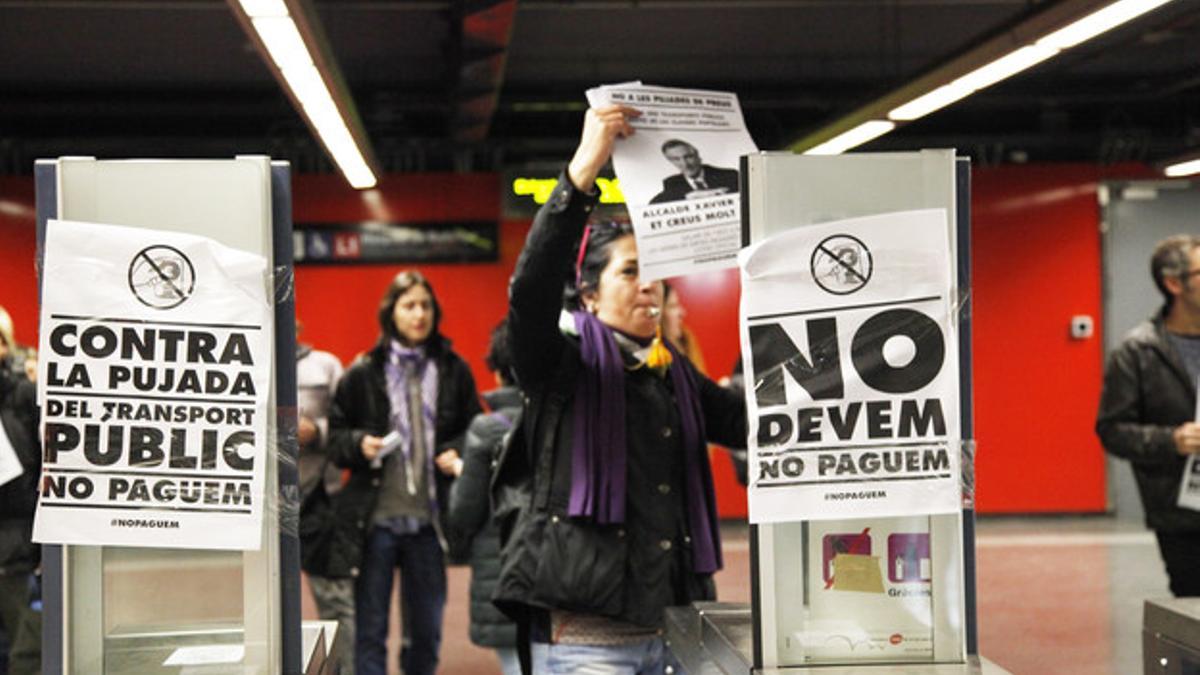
[494,173,747,629]
[446,387,522,649]
[1096,313,1200,533]
[325,337,481,578]
[0,369,40,576]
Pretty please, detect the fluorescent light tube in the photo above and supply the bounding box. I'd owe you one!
[953,45,1058,92]
[238,0,288,18]
[1039,0,1175,50]
[890,45,1058,121]
[804,120,896,155]
[245,15,378,188]
[252,17,311,71]
[282,65,336,111]
[888,83,974,122]
[1164,159,1200,178]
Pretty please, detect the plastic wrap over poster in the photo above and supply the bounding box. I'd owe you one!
[33,219,272,550]
[739,210,961,523]
[586,82,758,280]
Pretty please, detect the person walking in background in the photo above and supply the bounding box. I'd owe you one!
[494,104,747,674]
[0,307,41,675]
[328,270,481,675]
[445,320,521,675]
[661,281,707,375]
[294,323,352,674]
[1097,234,1200,597]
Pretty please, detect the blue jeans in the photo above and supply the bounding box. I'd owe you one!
[531,638,666,675]
[496,646,521,675]
[355,525,446,675]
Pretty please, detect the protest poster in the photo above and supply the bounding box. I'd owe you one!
[33,219,272,550]
[586,83,758,280]
[738,209,961,523]
[1177,377,1200,511]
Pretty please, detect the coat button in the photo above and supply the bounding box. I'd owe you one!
[617,528,626,538]
[551,515,560,524]
[657,484,671,495]
[662,427,672,438]
[684,535,692,544]
[371,478,381,487]
[350,567,359,577]
[659,539,673,551]
[357,520,365,529]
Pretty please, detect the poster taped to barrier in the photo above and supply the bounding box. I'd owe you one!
[739,209,960,523]
[586,82,758,280]
[33,219,272,550]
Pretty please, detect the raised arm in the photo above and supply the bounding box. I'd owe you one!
[508,105,640,388]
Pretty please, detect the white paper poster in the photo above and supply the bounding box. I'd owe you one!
[33,219,272,550]
[1177,377,1200,511]
[586,82,758,280]
[739,210,961,523]
[0,423,23,489]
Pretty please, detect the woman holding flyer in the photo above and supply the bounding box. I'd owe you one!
[494,105,747,673]
[327,270,480,675]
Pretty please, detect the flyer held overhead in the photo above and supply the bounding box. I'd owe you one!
[586,82,758,281]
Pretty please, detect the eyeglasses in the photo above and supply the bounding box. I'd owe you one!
[1185,269,1200,279]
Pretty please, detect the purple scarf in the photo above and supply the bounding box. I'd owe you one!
[569,311,722,574]
[383,341,439,490]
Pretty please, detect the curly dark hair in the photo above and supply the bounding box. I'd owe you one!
[562,220,635,311]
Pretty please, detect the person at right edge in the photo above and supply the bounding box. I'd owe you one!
[0,311,40,675]
[1097,234,1200,597]
[494,104,748,674]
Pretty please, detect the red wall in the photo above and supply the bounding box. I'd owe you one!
[0,163,1158,517]
[0,177,39,348]
[970,163,1150,513]
[291,173,520,389]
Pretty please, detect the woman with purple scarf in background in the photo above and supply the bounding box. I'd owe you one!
[493,105,748,674]
[328,270,481,675]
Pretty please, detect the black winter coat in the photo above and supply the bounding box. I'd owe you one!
[445,387,521,649]
[324,337,481,578]
[1096,314,1200,533]
[494,173,747,629]
[0,369,40,576]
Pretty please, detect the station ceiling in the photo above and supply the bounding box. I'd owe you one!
[1,0,1198,175]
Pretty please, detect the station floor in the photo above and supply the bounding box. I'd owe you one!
[301,515,1167,674]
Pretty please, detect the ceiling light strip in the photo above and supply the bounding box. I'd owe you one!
[1164,159,1200,178]
[233,0,378,189]
[805,121,896,156]
[792,0,1178,155]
